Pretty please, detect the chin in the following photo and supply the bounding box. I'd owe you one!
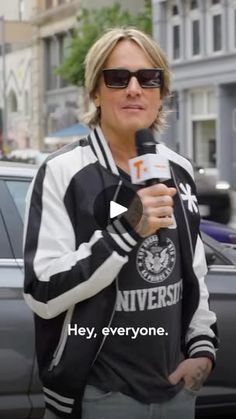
[127,121,151,132]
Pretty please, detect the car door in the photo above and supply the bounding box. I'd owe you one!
[196,238,236,414]
[0,176,36,418]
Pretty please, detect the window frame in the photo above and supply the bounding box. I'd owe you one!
[207,0,224,55]
[187,88,217,163]
[168,2,183,62]
[44,36,59,91]
[187,1,202,59]
[0,176,32,259]
[229,1,236,51]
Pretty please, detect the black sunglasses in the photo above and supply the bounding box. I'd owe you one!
[102,68,163,89]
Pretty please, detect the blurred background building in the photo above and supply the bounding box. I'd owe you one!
[0,0,144,152]
[31,0,144,149]
[152,0,236,187]
[0,1,33,152]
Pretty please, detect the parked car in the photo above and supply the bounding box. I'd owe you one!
[1,148,50,165]
[0,161,236,418]
[194,166,232,224]
[201,219,236,249]
[0,162,44,419]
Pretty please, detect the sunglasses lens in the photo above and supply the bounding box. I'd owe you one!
[103,69,129,87]
[138,69,162,87]
[102,69,163,88]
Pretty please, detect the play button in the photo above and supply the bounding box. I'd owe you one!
[93,184,143,232]
[110,201,127,218]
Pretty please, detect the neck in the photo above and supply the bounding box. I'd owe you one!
[100,125,137,174]
[100,124,137,161]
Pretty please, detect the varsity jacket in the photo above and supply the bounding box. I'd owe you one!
[23,126,219,418]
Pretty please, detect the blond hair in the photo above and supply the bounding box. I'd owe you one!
[82,27,171,131]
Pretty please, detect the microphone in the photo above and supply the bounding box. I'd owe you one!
[129,129,170,185]
[128,128,172,245]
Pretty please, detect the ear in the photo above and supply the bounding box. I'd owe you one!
[93,92,100,108]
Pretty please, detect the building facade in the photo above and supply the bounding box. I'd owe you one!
[1,44,33,150]
[152,0,236,187]
[0,0,32,21]
[0,0,33,152]
[31,0,145,150]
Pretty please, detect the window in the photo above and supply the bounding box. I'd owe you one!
[207,91,216,114]
[229,2,236,51]
[45,37,58,91]
[24,90,29,115]
[204,242,228,266]
[191,90,216,116]
[208,0,223,53]
[190,0,198,9]
[192,20,200,55]
[213,14,222,51]
[172,5,179,15]
[0,212,13,258]
[190,89,217,168]
[173,25,180,59]
[169,2,181,60]
[59,34,71,87]
[45,0,53,9]
[8,90,18,113]
[193,120,216,167]
[188,0,201,57]
[19,0,24,20]
[235,9,236,48]
[5,180,31,221]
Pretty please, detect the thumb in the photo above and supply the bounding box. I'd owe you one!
[168,365,184,385]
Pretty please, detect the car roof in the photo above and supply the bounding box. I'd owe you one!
[0,161,37,178]
[201,218,236,235]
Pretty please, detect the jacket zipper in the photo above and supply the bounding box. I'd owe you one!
[48,305,75,371]
[170,166,194,258]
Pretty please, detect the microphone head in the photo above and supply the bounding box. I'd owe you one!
[135,128,157,155]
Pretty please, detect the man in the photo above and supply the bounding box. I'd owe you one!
[23,28,218,419]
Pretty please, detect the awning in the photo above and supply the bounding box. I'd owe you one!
[44,123,90,145]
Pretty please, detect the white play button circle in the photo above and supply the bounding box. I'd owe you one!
[110,201,127,219]
[93,184,143,231]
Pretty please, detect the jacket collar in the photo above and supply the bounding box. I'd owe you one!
[88,126,119,176]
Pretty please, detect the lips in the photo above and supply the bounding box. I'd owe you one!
[122,104,144,110]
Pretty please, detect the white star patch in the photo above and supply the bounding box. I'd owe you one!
[179,183,198,214]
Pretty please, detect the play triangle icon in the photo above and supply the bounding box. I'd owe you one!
[110,201,127,219]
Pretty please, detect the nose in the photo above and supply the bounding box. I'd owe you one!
[126,75,142,96]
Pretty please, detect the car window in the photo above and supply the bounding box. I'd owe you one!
[0,211,14,258]
[204,242,228,265]
[5,180,31,221]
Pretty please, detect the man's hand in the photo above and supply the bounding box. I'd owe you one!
[168,358,213,392]
[133,184,176,238]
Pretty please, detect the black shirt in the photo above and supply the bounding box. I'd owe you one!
[88,168,184,403]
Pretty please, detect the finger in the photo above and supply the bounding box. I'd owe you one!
[146,206,173,218]
[143,183,172,196]
[148,215,175,230]
[141,195,174,208]
[168,365,185,385]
